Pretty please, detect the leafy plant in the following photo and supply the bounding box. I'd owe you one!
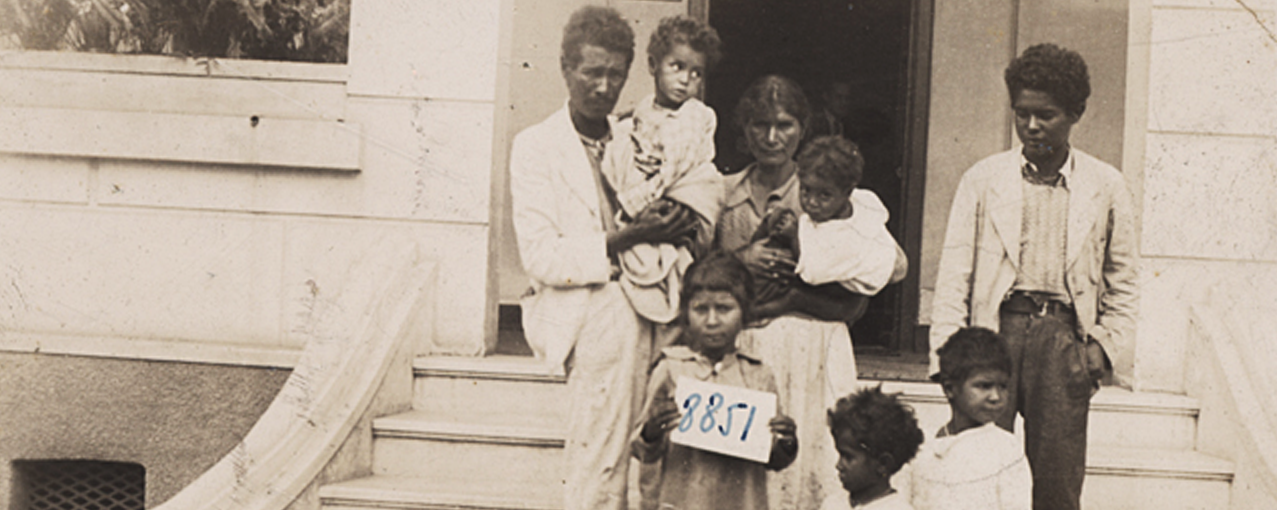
[0,0,349,63]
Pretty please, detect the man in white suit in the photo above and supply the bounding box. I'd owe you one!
[509,6,698,510]
[930,43,1138,510]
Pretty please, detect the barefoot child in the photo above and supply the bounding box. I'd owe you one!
[750,135,902,320]
[604,16,724,325]
[632,251,799,510]
[910,327,1031,510]
[822,386,924,510]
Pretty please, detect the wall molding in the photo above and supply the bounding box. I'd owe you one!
[0,331,301,368]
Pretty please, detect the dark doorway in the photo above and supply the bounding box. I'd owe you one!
[702,0,925,359]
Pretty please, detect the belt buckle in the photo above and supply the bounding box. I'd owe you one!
[1037,300,1050,317]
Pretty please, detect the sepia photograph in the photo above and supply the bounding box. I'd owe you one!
[1,0,1274,509]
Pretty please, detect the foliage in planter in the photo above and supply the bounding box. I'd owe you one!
[0,0,349,63]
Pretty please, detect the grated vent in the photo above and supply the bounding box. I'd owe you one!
[12,460,144,510]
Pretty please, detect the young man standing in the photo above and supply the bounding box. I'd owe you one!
[929,43,1138,510]
[509,6,697,510]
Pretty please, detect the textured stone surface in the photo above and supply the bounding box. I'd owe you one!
[1148,6,1277,137]
[1143,133,1277,261]
[0,207,287,346]
[0,352,289,506]
[347,0,501,101]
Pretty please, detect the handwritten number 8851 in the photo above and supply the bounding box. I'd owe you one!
[678,392,758,441]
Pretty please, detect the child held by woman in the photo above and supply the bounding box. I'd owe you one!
[750,135,903,319]
[604,16,725,325]
[632,251,799,510]
[910,327,1031,510]
[822,386,924,510]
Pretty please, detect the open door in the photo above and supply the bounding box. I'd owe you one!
[698,0,931,371]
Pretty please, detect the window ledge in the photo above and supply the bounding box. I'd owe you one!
[0,105,361,172]
[0,49,347,83]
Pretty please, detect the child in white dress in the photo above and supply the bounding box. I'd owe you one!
[911,327,1032,510]
[603,16,724,325]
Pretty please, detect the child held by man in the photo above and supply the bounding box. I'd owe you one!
[603,15,725,325]
[910,327,1031,510]
[821,386,924,510]
[631,251,799,510]
[750,135,903,318]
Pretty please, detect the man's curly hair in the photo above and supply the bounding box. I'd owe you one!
[828,386,923,475]
[647,15,723,72]
[1004,43,1091,117]
[560,6,635,71]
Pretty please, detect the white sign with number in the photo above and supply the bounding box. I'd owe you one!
[670,376,778,463]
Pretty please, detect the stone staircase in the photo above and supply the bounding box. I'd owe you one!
[318,355,1234,510]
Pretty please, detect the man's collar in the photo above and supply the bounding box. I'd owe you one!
[566,98,618,144]
[1020,148,1074,187]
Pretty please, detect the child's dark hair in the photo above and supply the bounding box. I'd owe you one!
[734,75,810,133]
[560,6,635,71]
[828,386,923,475]
[796,135,864,192]
[935,327,1013,387]
[1004,43,1090,117]
[680,250,754,323]
[648,16,723,72]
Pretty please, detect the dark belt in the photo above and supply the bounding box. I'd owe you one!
[1001,290,1075,318]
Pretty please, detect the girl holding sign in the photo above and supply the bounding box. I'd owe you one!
[632,251,798,510]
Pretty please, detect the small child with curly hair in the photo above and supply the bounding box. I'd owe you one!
[910,327,1031,510]
[603,15,725,326]
[822,386,924,510]
[750,135,904,320]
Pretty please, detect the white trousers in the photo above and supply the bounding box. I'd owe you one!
[564,284,653,510]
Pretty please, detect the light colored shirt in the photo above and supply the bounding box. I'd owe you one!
[821,491,916,510]
[1013,152,1073,299]
[909,422,1032,510]
[612,94,718,219]
[795,189,900,296]
[716,165,802,252]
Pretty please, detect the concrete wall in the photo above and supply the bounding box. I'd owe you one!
[1135,0,1277,392]
[0,352,289,506]
[0,0,503,359]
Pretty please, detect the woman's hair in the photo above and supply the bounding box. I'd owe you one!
[680,250,755,323]
[796,135,864,192]
[648,16,723,72]
[560,6,635,71]
[1004,43,1091,117]
[828,386,923,475]
[733,75,811,132]
[935,327,1013,387]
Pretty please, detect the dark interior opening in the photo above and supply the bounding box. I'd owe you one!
[705,0,916,356]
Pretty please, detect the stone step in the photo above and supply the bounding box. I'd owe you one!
[878,381,1200,451]
[328,447,1231,510]
[413,355,566,427]
[319,474,559,510]
[1082,446,1234,510]
[414,356,1201,450]
[371,410,564,486]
